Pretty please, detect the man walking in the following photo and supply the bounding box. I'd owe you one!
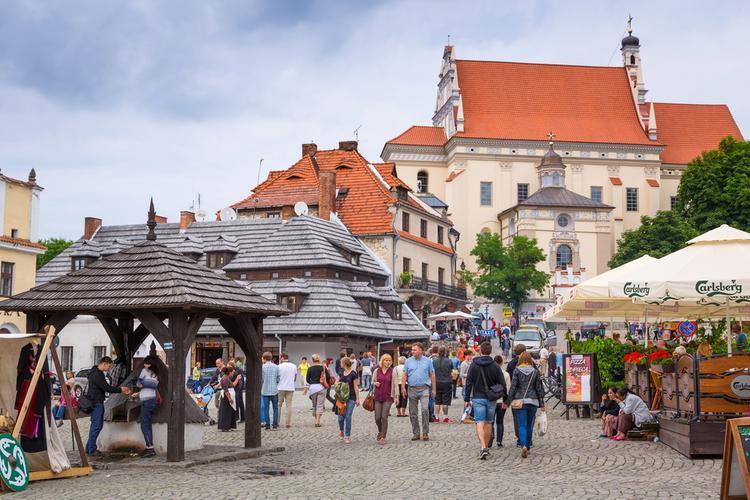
[401,342,436,441]
[433,346,454,423]
[261,352,280,431]
[85,356,130,457]
[277,353,297,428]
[360,352,373,391]
[464,342,508,460]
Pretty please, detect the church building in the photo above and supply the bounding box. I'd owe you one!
[380,25,744,315]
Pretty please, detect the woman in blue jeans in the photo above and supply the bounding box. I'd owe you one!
[508,352,545,458]
[133,356,160,458]
[336,357,360,443]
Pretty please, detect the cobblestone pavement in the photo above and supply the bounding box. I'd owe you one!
[19,393,720,499]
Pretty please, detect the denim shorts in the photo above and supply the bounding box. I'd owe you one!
[471,398,496,422]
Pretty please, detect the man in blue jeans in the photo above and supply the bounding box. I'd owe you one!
[464,341,508,460]
[261,351,280,430]
[402,342,436,441]
[85,356,130,457]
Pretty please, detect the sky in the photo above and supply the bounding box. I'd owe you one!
[1,0,747,240]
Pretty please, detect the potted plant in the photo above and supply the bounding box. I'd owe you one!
[399,271,412,288]
[648,349,675,373]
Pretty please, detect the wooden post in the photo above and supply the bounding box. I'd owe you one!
[166,312,187,462]
[246,316,263,449]
[13,325,56,439]
[49,343,89,468]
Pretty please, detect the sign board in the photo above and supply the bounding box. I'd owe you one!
[163,342,174,350]
[679,321,697,337]
[561,353,599,405]
[720,417,750,499]
[503,306,513,318]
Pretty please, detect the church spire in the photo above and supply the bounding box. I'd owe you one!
[621,15,647,105]
[537,132,566,188]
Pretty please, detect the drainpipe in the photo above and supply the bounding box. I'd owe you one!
[274,334,283,355]
[377,339,394,360]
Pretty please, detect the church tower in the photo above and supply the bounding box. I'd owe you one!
[621,18,648,105]
[537,136,566,188]
[432,44,464,138]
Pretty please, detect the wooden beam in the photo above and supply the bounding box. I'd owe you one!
[128,323,150,356]
[29,466,93,482]
[97,316,126,361]
[165,312,188,462]
[49,342,88,468]
[133,311,171,346]
[13,325,56,440]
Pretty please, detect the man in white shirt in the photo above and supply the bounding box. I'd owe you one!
[277,353,298,428]
[539,344,550,378]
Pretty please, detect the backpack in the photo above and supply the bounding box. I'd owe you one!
[334,381,350,402]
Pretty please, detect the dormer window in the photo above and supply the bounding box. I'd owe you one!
[369,301,380,318]
[350,254,360,266]
[71,256,94,271]
[207,252,232,268]
[277,294,302,312]
[395,187,408,201]
[383,302,403,320]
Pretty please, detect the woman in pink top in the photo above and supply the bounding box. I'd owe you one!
[372,353,399,444]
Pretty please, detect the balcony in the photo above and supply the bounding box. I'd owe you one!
[403,276,467,301]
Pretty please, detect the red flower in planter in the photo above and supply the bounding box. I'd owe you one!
[623,352,646,364]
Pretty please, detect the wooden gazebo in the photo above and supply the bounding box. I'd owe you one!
[0,201,289,461]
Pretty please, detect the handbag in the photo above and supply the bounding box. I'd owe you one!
[478,365,505,401]
[77,394,94,414]
[363,394,375,412]
[511,370,536,409]
[320,368,330,389]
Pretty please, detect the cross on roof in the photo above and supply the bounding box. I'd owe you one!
[627,14,633,34]
[547,131,555,145]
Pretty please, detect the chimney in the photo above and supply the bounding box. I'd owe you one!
[302,143,318,157]
[318,171,337,221]
[179,211,196,231]
[83,217,102,240]
[338,140,358,152]
[155,215,168,224]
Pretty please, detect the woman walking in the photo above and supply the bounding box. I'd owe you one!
[217,366,238,432]
[133,355,159,457]
[508,351,545,458]
[305,354,327,427]
[372,353,399,444]
[336,357,359,443]
[394,356,408,417]
[488,355,511,448]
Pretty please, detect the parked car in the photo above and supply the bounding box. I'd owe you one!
[522,319,558,346]
[512,327,545,357]
[72,369,91,398]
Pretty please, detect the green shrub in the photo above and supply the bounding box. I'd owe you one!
[570,337,635,390]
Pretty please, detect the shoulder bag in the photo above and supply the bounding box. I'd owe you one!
[511,370,536,410]
[478,364,505,401]
[362,369,376,412]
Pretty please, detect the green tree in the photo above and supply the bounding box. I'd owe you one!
[609,210,698,268]
[36,238,73,269]
[466,233,549,325]
[675,136,750,232]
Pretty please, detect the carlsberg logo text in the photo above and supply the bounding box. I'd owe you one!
[695,280,743,297]
[623,282,650,297]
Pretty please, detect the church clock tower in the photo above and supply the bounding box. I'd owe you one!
[621,17,648,105]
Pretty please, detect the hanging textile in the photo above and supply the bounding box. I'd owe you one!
[14,343,52,454]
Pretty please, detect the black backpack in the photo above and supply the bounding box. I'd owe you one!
[479,364,506,401]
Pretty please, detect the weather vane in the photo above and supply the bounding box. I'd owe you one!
[627,14,633,34]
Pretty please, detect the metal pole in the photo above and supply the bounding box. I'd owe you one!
[727,297,732,357]
[644,305,649,348]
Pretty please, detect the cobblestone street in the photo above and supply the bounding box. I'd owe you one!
[18,391,720,499]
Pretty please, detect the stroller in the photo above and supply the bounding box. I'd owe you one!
[196,385,217,425]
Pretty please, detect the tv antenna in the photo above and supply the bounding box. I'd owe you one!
[294,201,309,217]
[353,125,362,142]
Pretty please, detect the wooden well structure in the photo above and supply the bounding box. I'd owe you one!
[0,201,289,462]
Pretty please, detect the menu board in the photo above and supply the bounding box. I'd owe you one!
[562,354,594,404]
[721,418,750,499]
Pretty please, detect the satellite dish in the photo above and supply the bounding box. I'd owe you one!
[196,209,207,221]
[294,201,309,216]
[219,207,237,221]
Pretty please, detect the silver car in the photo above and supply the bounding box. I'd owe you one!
[512,327,545,357]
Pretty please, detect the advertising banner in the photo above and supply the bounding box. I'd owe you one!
[562,354,595,404]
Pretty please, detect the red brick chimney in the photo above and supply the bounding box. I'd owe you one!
[155,215,168,224]
[318,171,337,221]
[302,143,318,157]
[179,211,195,231]
[83,217,102,240]
[338,140,358,152]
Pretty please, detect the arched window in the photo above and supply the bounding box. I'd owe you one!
[630,55,636,65]
[556,244,572,269]
[417,171,428,193]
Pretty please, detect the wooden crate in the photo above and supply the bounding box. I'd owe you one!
[657,416,725,457]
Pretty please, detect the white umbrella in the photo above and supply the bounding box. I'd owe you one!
[610,224,750,353]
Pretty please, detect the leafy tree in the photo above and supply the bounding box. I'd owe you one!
[675,137,750,232]
[609,210,698,268]
[465,233,549,325]
[36,238,73,269]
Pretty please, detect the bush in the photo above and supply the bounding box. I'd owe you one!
[570,337,634,389]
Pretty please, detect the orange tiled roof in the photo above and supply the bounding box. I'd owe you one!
[386,126,447,146]
[445,169,465,182]
[373,163,411,190]
[397,230,452,255]
[646,178,660,187]
[453,60,654,145]
[609,177,622,186]
[232,149,402,235]
[0,235,46,250]
[653,103,744,165]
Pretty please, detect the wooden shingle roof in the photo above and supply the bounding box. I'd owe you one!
[0,240,289,315]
